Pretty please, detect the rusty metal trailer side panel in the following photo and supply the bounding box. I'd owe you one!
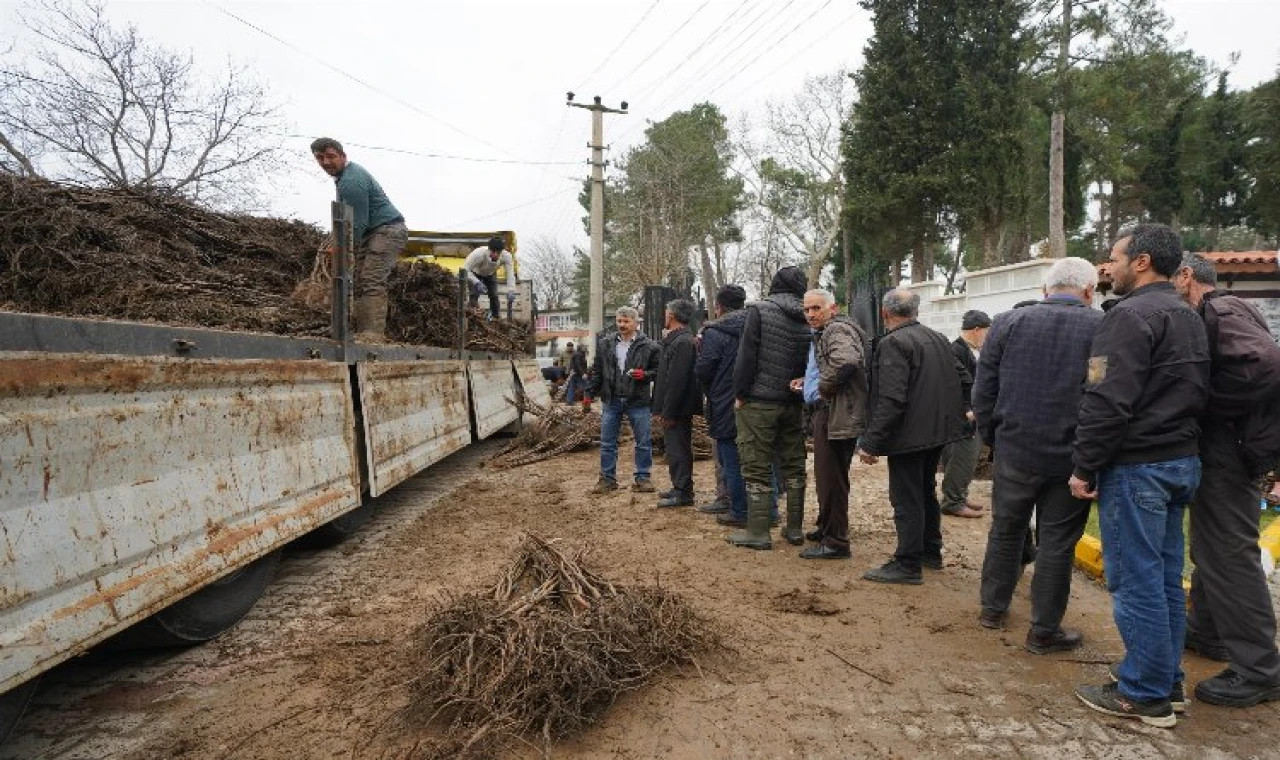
[357,361,472,497]
[513,359,552,408]
[468,360,518,440]
[0,355,361,694]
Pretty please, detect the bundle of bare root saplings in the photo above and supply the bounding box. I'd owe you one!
[385,261,532,353]
[409,534,719,758]
[0,174,531,351]
[489,392,621,468]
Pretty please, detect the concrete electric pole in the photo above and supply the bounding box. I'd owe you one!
[567,93,627,351]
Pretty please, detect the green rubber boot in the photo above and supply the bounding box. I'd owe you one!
[781,477,806,546]
[727,489,773,550]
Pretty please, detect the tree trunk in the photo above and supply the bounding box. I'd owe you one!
[1106,181,1121,248]
[842,225,854,309]
[697,238,718,307]
[1048,0,1071,259]
[911,235,927,284]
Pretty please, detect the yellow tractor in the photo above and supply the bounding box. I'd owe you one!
[400,230,532,320]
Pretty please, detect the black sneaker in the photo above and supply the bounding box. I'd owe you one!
[1075,683,1176,728]
[805,528,824,543]
[862,560,923,585]
[978,609,1008,630]
[799,544,850,560]
[1184,633,1230,662]
[1025,627,1083,655]
[1194,668,1280,708]
[1109,663,1187,713]
[697,499,730,514]
[656,492,694,508]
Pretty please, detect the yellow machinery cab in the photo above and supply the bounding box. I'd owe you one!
[400,230,532,320]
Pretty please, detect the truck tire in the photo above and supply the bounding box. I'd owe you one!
[302,500,375,547]
[0,677,39,745]
[113,550,282,648]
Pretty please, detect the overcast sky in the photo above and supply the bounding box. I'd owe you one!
[3,0,1277,254]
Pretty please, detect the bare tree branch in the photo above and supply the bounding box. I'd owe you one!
[0,0,286,208]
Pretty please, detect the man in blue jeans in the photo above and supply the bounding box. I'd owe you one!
[1070,224,1210,728]
[695,285,750,525]
[584,307,661,494]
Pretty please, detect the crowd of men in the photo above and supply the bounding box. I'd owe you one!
[577,223,1280,728]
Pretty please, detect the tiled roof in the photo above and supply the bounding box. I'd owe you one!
[1098,250,1278,282]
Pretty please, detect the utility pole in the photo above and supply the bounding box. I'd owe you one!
[567,93,627,351]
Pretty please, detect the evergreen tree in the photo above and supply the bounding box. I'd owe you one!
[1244,71,1280,238]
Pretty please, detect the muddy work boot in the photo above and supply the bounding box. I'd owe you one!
[354,294,388,342]
[727,490,773,550]
[780,477,806,546]
[591,477,619,494]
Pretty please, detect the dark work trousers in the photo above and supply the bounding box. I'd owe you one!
[812,404,857,550]
[1187,423,1280,686]
[940,430,982,510]
[979,458,1091,636]
[664,417,694,497]
[887,447,945,572]
[468,272,500,318]
[713,441,729,504]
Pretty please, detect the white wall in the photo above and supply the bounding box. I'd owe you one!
[912,260,1060,340]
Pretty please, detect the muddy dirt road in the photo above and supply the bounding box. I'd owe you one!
[5,441,1278,759]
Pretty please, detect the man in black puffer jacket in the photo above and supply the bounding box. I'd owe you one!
[858,288,970,584]
[696,284,750,525]
[727,265,811,550]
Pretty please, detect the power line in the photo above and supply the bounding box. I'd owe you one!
[639,0,798,121]
[705,0,838,99]
[283,134,579,166]
[202,0,521,160]
[718,8,860,104]
[578,0,664,92]
[624,0,759,104]
[603,0,714,94]
[445,187,579,228]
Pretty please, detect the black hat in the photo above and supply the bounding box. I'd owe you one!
[715,284,747,310]
[768,266,808,297]
[961,310,992,330]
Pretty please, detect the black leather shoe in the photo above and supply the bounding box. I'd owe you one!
[697,500,730,514]
[800,544,850,560]
[1025,627,1083,654]
[978,609,1007,629]
[658,489,679,499]
[1185,633,1230,662]
[715,513,747,527]
[805,528,823,542]
[1195,668,1280,708]
[656,493,694,508]
[862,560,923,585]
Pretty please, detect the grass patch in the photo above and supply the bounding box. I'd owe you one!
[1082,503,1279,578]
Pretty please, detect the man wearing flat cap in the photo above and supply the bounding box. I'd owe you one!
[939,309,990,519]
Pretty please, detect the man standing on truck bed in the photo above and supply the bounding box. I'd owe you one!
[310,137,408,341]
[465,237,517,320]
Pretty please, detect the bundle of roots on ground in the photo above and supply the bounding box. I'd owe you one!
[489,393,625,469]
[410,534,719,758]
[0,174,530,352]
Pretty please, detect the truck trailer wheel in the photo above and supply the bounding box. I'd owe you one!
[302,501,375,547]
[113,550,282,648]
[0,677,40,745]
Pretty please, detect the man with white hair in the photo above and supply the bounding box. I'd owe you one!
[972,257,1102,654]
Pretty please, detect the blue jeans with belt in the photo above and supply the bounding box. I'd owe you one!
[1099,456,1201,702]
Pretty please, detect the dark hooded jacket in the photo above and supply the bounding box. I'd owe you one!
[696,308,748,439]
[733,266,811,404]
[652,325,703,420]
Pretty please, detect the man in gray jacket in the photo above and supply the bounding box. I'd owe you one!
[799,289,870,560]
